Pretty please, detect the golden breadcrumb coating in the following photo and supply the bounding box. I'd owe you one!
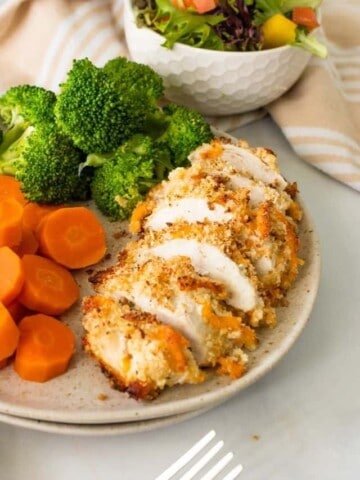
[82,295,205,400]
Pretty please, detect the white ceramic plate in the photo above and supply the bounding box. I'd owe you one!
[0,200,320,425]
[0,129,321,426]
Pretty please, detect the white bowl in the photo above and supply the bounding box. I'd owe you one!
[124,0,311,116]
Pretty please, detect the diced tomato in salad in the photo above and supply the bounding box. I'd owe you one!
[292,7,319,31]
[190,0,217,14]
[171,0,217,13]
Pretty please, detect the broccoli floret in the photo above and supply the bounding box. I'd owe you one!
[0,84,89,202]
[91,134,173,220]
[160,103,214,166]
[103,57,164,107]
[55,58,150,154]
[0,85,56,154]
[82,102,213,204]
[103,57,168,137]
[0,123,89,203]
[0,84,56,127]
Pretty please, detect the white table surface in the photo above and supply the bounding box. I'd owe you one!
[1,115,359,480]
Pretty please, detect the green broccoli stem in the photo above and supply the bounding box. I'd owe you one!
[293,28,327,58]
[0,138,17,173]
[0,154,16,175]
[0,123,25,155]
[139,178,159,193]
[78,152,114,174]
[141,110,169,139]
[0,126,34,175]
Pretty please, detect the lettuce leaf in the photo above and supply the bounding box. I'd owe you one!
[136,0,225,49]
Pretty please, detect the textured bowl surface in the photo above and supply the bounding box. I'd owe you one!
[123,0,311,115]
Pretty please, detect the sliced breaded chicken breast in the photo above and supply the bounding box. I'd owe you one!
[81,136,303,399]
[128,140,302,311]
[82,295,205,400]
[136,207,298,317]
[103,227,270,325]
[91,249,257,367]
[150,238,259,312]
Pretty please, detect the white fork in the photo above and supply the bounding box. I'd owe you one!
[155,430,243,480]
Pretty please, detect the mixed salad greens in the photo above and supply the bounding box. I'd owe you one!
[134,0,327,57]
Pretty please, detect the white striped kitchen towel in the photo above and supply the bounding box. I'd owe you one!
[0,0,359,191]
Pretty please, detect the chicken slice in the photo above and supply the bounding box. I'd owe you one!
[146,197,233,231]
[82,295,205,400]
[151,238,259,312]
[91,252,256,366]
[189,138,287,190]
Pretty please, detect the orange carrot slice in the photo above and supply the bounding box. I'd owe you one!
[0,358,9,369]
[38,206,106,269]
[0,246,25,306]
[0,302,19,360]
[0,175,27,206]
[22,202,63,233]
[18,254,80,315]
[0,198,24,247]
[14,313,75,382]
[7,300,30,324]
[13,226,39,256]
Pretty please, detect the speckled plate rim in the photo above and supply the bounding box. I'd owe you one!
[0,200,320,425]
[0,407,209,436]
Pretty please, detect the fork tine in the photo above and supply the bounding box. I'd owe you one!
[155,430,216,480]
[199,452,233,480]
[222,464,244,480]
[179,440,224,480]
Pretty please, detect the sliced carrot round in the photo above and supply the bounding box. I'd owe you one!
[13,226,39,257]
[0,198,24,247]
[0,302,19,360]
[0,175,27,206]
[14,313,75,382]
[38,206,106,269]
[22,202,63,233]
[18,254,80,315]
[6,300,30,324]
[0,246,25,305]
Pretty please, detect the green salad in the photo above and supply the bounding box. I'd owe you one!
[134,0,327,57]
